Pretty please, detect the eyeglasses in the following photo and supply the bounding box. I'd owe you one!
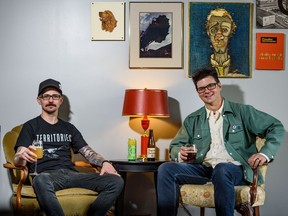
[40,94,62,101]
[197,83,218,93]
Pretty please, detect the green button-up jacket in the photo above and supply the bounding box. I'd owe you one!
[170,99,285,184]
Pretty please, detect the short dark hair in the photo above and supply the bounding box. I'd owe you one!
[192,67,220,89]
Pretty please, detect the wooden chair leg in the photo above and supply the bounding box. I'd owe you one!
[253,206,260,216]
[236,202,253,216]
[200,207,205,216]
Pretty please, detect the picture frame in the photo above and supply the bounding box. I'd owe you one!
[129,2,184,69]
[189,2,253,78]
[91,2,125,41]
[256,0,288,29]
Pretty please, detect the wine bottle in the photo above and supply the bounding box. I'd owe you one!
[147,129,156,161]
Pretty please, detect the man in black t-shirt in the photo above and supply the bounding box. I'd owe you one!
[14,78,124,216]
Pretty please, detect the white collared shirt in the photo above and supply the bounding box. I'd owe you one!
[203,103,241,167]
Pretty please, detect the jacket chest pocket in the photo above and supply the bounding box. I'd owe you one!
[191,129,210,148]
[227,124,244,145]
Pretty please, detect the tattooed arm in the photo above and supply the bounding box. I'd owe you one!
[78,145,106,167]
[78,145,120,176]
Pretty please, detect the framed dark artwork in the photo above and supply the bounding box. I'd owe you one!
[256,0,288,29]
[129,2,184,69]
[91,2,125,41]
[189,2,253,78]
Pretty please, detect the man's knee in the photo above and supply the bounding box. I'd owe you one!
[115,176,124,190]
[158,162,176,176]
[212,163,243,184]
[213,163,232,180]
[32,174,52,191]
[109,175,124,193]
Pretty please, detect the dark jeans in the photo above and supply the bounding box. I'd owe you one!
[157,162,246,216]
[32,169,124,216]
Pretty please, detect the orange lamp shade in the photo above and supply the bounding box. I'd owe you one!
[122,89,170,117]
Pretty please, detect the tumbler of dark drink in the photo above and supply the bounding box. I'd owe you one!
[185,144,197,162]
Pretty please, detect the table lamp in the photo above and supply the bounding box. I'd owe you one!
[122,89,170,158]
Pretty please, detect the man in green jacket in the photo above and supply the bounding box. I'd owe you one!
[157,67,285,216]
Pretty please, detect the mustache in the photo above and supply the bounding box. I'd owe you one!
[45,103,56,107]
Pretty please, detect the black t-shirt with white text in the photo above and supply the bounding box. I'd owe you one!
[15,116,87,173]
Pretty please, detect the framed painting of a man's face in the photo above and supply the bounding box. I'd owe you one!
[189,2,253,78]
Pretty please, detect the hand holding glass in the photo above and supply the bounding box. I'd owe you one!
[185,144,197,162]
[30,140,43,175]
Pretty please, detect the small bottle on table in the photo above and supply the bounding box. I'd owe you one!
[147,129,156,161]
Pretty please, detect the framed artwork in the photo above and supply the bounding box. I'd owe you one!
[189,2,253,78]
[91,2,125,41]
[256,0,288,29]
[129,2,184,69]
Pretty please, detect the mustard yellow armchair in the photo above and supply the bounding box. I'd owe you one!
[2,125,99,216]
[179,138,267,216]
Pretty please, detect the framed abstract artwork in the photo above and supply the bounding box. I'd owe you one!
[91,2,125,41]
[129,2,184,69]
[189,2,253,78]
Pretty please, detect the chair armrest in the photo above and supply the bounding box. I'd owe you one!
[236,164,268,216]
[3,162,29,182]
[74,161,93,167]
[250,167,258,205]
[3,163,29,211]
[74,161,101,173]
[250,163,267,206]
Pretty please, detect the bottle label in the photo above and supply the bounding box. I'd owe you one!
[147,147,155,158]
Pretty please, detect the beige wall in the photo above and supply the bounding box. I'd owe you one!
[0,0,287,215]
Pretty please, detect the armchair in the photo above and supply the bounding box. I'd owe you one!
[179,138,267,216]
[2,125,99,216]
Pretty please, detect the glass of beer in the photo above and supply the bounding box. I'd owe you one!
[30,140,43,175]
[185,144,197,162]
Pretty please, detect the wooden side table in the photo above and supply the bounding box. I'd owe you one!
[110,160,167,216]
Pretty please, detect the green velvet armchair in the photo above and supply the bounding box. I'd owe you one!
[179,138,267,216]
[2,125,99,216]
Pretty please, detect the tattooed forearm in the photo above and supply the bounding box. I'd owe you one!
[78,145,105,167]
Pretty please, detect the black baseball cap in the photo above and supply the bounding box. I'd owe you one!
[38,79,62,96]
